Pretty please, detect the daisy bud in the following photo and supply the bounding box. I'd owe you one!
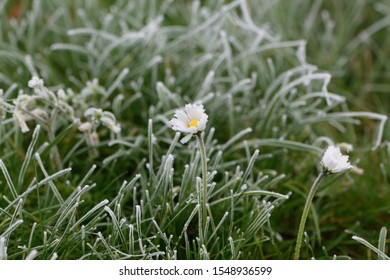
[321,146,353,174]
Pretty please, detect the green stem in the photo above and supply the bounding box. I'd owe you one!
[196,133,208,249]
[47,108,63,170]
[294,170,325,260]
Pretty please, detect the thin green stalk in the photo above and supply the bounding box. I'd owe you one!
[294,170,325,260]
[47,108,63,170]
[196,133,208,250]
[148,119,154,188]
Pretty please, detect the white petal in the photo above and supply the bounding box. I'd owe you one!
[174,109,190,124]
[197,120,206,131]
[176,126,196,134]
[189,126,198,133]
[180,134,193,144]
[169,118,187,130]
[185,104,204,120]
[170,119,195,133]
[198,115,208,131]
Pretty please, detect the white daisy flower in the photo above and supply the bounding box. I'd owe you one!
[169,103,208,144]
[321,146,353,173]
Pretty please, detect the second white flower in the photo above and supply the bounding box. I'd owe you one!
[321,145,353,173]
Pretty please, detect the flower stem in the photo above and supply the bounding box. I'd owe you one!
[294,170,325,260]
[196,133,208,248]
[47,108,63,170]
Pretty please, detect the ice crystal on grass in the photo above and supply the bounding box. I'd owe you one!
[27,76,44,89]
[84,108,121,134]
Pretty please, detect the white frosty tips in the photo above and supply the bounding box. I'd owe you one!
[28,76,44,88]
[169,103,208,144]
[321,146,352,173]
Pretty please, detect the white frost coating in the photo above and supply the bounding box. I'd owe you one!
[0,237,6,260]
[26,250,38,260]
[28,76,44,88]
[50,253,58,260]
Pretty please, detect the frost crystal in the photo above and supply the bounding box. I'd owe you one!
[28,76,44,88]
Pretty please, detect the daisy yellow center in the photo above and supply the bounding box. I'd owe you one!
[188,119,198,128]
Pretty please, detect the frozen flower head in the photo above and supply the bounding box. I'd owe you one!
[28,76,44,89]
[321,146,353,174]
[169,103,208,144]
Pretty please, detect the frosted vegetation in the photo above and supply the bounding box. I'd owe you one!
[0,0,388,259]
